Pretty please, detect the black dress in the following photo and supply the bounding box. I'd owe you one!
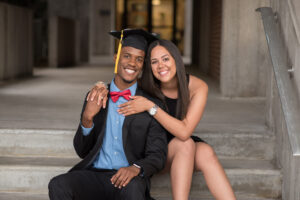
[164,75,205,143]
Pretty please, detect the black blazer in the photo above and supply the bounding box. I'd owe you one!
[70,86,168,179]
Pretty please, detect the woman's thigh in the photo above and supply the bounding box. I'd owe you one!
[160,137,196,174]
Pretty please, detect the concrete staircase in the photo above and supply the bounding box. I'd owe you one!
[0,67,282,199]
[0,123,281,200]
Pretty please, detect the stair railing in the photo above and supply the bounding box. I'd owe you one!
[256,7,300,156]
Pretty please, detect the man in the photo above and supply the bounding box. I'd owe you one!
[48,29,167,200]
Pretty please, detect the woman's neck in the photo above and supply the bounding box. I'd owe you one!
[161,77,178,98]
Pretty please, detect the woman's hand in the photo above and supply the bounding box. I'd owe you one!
[87,81,108,109]
[118,96,154,116]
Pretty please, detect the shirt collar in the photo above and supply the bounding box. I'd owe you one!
[110,78,137,96]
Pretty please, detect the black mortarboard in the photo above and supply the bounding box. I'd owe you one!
[109,29,158,73]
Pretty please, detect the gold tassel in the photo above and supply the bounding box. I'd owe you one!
[114,30,124,74]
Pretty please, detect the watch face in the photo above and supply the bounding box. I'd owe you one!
[148,105,157,116]
[149,106,157,115]
[150,108,155,115]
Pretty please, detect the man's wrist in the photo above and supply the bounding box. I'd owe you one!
[81,115,93,128]
[132,164,144,177]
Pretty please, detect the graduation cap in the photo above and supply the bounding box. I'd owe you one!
[110,29,158,73]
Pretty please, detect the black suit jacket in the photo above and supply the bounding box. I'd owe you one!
[70,86,167,197]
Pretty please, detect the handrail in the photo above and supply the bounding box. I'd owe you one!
[256,7,300,156]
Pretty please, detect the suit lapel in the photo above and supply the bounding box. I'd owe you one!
[122,88,143,148]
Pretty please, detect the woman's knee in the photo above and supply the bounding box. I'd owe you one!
[195,143,218,163]
[170,138,196,157]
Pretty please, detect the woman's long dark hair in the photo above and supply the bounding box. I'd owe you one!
[140,39,190,120]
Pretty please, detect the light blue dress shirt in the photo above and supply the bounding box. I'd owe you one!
[81,79,137,170]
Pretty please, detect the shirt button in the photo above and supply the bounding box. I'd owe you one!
[116,121,119,124]
[114,152,117,155]
[114,136,118,140]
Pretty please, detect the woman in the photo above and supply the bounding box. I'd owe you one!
[89,39,236,200]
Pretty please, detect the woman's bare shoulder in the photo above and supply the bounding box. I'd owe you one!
[188,75,208,96]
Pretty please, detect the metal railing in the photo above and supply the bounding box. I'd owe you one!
[257,7,300,156]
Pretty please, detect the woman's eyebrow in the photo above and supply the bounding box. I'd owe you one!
[151,54,169,60]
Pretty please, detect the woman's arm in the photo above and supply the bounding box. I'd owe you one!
[153,76,208,141]
[119,75,208,141]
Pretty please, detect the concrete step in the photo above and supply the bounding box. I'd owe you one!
[0,157,281,199]
[0,129,76,158]
[0,192,281,200]
[194,124,275,160]
[0,127,275,160]
[152,159,281,199]
[0,192,48,200]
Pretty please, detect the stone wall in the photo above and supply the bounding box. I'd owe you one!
[220,0,271,97]
[0,3,33,81]
[270,0,300,100]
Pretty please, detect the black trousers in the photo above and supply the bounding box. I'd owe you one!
[48,169,147,200]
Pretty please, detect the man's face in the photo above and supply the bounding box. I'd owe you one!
[115,46,145,85]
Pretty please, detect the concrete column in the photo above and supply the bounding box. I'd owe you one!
[5,4,33,79]
[89,0,114,64]
[220,0,271,97]
[0,3,6,80]
[48,17,58,68]
[183,0,193,64]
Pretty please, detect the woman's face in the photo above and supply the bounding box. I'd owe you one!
[150,45,176,83]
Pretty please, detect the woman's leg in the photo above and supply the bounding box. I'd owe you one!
[162,138,196,200]
[194,142,236,200]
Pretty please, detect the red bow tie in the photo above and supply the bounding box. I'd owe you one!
[110,89,131,103]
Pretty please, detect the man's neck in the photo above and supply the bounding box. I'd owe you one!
[114,77,137,91]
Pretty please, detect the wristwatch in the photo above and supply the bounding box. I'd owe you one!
[148,104,158,116]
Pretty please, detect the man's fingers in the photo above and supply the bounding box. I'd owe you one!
[122,176,132,187]
[103,96,108,109]
[97,93,103,105]
[114,174,125,188]
[97,90,108,106]
[86,92,91,101]
[111,171,120,184]
[92,87,105,101]
[90,89,97,101]
[119,176,129,188]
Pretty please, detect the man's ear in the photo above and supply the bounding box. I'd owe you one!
[113,54,117,62]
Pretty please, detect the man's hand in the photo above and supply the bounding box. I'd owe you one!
[82,92,102,128]
[111,166,140,189]
[87,82,109,109]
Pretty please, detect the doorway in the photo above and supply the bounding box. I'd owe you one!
[115,0,186,54]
